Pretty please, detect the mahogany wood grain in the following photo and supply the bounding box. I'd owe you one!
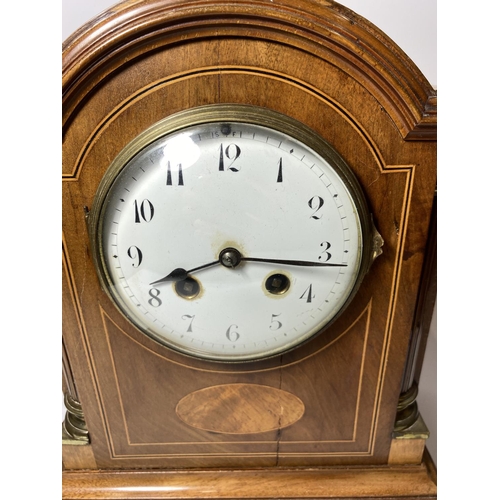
[62,444,98,471]
[62,459,437,499]
[62,0,437,480]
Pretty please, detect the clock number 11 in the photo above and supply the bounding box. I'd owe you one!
[166,161,184,186]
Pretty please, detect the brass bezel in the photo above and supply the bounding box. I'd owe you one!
[88,104,374,362]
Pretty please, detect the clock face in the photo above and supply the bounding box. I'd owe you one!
[90,105,372,361]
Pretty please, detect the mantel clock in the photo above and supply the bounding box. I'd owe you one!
[62,1,437,498]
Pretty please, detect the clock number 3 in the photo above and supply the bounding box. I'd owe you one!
[318,241,332,262]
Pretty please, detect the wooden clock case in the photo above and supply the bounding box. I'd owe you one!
[62,0,437,498]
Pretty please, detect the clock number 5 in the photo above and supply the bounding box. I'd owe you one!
[270,313,283,331]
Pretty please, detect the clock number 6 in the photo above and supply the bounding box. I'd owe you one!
[226,324,240,342]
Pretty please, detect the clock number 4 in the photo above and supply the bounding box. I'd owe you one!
[300,284,315,303]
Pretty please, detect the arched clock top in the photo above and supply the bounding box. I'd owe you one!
[62,0,436,140]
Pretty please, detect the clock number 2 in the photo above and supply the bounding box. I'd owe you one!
[308,196,324,219]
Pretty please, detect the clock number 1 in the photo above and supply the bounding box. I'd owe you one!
[276,158,283,183]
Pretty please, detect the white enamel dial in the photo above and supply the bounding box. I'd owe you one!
[92,106,371,361]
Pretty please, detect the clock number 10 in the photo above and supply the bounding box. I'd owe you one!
[134,199,154,223]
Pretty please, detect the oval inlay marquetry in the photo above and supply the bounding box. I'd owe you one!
[176,383,305,434]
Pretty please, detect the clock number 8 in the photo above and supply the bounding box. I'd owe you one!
[148,288,162,307]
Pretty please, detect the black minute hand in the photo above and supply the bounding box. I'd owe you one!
[240,257,347,268]
[150,247,347,285]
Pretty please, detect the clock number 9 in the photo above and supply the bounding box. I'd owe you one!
[127,245,143,267]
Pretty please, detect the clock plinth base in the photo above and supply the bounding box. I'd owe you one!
[62,452,437,500]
